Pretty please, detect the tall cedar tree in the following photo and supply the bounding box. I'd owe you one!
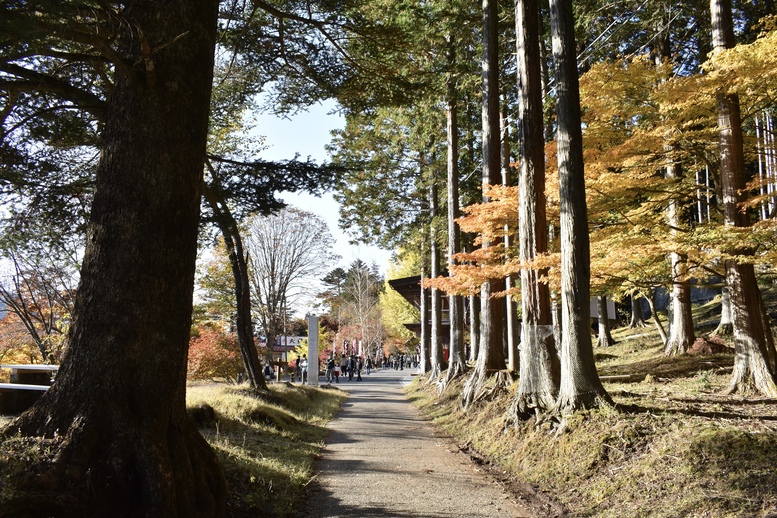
[711,0,777,396]
[462,0,508,409]
[3,1,227,515]
[429,166,446,379]
[511,0,560,418]
[445,32,468,384]
[550,0,612,413]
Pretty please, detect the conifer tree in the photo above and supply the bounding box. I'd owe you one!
[550,0,612,414]
[462,0,508,409]
[510,0,560,418]
[710,0,777,396]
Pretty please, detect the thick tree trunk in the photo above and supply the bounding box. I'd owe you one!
[711,0,777,396]
[463,279,509,407]
[445,34,467,385]
[725,262,777,396]
[3,1,226,515]
[629,290,648,328]
[510,0,559,420]
[596,296,617,348]
[550,0,612,414]
[462,0,508,408]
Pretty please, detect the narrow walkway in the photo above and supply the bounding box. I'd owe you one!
[303,368,534,517]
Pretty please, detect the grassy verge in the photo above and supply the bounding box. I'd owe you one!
[0,382,345,518]
[407,318,777,517]
[186,382,346,517]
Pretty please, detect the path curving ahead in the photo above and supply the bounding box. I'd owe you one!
[302,368,535,518]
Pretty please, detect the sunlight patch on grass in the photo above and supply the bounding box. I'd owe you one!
[406,328,777,517]
[186,382,346,517]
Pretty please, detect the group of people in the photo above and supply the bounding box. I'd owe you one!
[324,354,374,383]
[262,351,418,384]
[382,353,415,370]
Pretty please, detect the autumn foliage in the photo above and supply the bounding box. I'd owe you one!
[187,325,244,382]
[428,27,777,304]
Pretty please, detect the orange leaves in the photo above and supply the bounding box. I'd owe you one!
[457,184,518,246]
[424,181,561,297]
[187,326,244,382]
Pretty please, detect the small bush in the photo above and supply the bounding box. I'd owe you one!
[187,326,243,382]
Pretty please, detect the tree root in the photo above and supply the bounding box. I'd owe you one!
[438,361,468,395]
[461,369,513,410]
[506,391,557,426]
[3,395,226,517]
[713,323,733,336]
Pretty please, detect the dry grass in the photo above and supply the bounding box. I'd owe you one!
[0,382,345,518]
[406,299,777,518]
[186,382,346,517]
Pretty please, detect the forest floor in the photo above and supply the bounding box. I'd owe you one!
[406,287,777,517]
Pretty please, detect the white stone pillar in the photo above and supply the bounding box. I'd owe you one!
[307,315,319,386]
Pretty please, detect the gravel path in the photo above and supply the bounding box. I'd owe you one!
[302,368,535,518]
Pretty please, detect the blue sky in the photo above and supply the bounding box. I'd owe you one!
[252,101,392,274]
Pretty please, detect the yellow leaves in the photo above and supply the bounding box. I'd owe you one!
[430,31,777,300]
[703,30,777,112]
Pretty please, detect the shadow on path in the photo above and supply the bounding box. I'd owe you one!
[301,369,534,518]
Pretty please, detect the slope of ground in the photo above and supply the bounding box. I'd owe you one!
[406,295,777,517]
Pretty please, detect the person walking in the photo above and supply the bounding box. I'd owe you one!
[325,355,335,383]
[365,356,372,375]
[356,357,363,381]
[347,355,355,381]
[300,355,308,384]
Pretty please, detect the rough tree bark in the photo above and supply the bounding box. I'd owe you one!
[550,0,612,414]
[462,0,509,408]
[665,251,696,356]
[445,33,468,385]
[662,143,696,354]
[2,1,227,515]
[509,0,559,420]
[711,0,777,396]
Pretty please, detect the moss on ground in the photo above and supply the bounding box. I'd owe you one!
[407,316,777,518]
